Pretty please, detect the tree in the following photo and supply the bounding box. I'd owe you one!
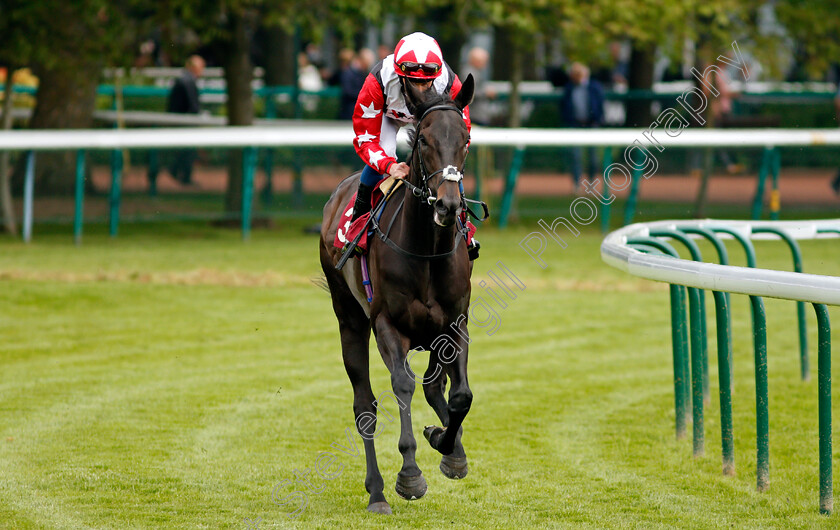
[159,0,366,214]
[775,0,840,79]
[2,1,145,196]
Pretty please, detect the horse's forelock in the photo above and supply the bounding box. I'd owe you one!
[413,91,455,123]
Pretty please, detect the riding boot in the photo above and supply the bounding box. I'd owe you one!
[351,182,375,222]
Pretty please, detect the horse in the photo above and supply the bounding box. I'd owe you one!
[319,75,476,514]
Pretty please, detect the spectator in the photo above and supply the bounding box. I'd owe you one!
[462,46,496,126]
[560,62,604,193]
[337,49,365,120]
[592,41,628,90]
[691,58,743,175]
[298,52,323,113]
[358,48,376,73]
[167,54,205,185]
[833,85,840,195]
[298,52,323,92]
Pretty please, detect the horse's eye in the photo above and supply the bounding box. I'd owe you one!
[419,136,427,146]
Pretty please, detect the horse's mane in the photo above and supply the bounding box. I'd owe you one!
[413,90,455,119]
[407,90,459,145]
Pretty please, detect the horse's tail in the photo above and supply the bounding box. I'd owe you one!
[311,273,330,293]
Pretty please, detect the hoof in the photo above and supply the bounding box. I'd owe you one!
[367,501,392,515]
[423,425,445,447]
[440,454,468,479]
[395,472,427,500]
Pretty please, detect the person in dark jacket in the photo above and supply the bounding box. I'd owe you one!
[167,55,205,184]
[561,62,604,193]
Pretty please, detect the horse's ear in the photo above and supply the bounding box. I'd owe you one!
[453,73,475,110]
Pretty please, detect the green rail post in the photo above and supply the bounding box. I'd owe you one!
[751,147,771,220]
[109,148,123,237]
[290,27,304,207]
[600,147,613,233]
[22,151,34,244]
[292,156,304,208]
[752,227,808,381]
[261,148,275,206]
[242,147,257,241]
[769,147,781,221]
[814,303,832,515]
[627,237,691,440]
[261,88,277,206]
[622,166,642,226]
[713,290,735,475]
[688,287,705,456]
[147,149,159,197]
[670,283,690,441]
[678,227,729,265]
[711,225,762,404]
[650,229,710,406]
[74,150,85,246]
[751,295,770,492]
[629,243,690,439]
[498,146,526,229]
[680,226,734,395]
[709,227,757,268]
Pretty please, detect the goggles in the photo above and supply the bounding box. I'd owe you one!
[397,61,441,76]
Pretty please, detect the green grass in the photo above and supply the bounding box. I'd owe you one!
[1,217,839,528]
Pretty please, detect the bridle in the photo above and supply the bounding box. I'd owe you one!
[399,104,467,206]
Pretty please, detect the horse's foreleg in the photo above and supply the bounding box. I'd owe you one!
[339,324,391,514]
[323,256,390,514]
[422,361,468,479]
[373,316,427,501]
[423,334,472,459]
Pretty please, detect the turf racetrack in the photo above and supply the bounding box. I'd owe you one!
[2,220,839,528]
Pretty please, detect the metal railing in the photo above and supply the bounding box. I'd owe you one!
[602,218,840,514]
[2,127,839,243]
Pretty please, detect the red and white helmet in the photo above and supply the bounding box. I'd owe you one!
[393,32,443,80]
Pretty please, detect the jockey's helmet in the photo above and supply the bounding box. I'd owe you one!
[393,32,443,80]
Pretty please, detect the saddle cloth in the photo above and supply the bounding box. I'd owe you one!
[333,177,476,254]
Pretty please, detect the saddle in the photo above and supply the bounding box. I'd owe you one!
[333,176,404,253]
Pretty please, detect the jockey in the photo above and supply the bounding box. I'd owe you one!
[349,32,472,224]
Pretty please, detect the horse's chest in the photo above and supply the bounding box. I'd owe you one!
[392,287,465,336]
[406,298,448,330]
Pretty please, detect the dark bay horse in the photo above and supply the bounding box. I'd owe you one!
[319,75,475,514]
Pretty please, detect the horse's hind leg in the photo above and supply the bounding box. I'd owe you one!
[323,269,390,514]
[339,322,391,513]
[422,362,468,479]
[373,316,427,501]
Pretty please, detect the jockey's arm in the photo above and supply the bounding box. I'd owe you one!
[352,73,398,176]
